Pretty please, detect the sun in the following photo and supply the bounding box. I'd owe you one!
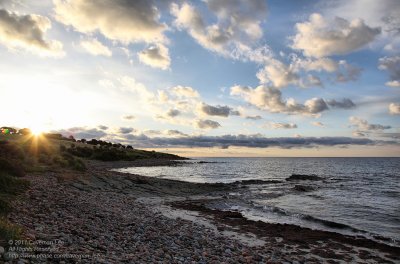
[30,126,45,136]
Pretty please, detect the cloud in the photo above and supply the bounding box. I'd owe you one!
[294,57,339,72]
[335,61,361,82]
[305,75,323,87]
[55,127,107,140]
[0,8,63,56]
[119,76,153,99]
[311,121,325,127]
[80,37,112,57]
[230,85,329,115]
[122,115,135,121]
[389,103,400,114]
[257,55,361,89]
[54,0,167,44]
[98,125,108,130]
[266,122,297,129]
[256,58,299,88]
[324,0,400,48]
[171,1,267,60]
[245,115,262,120]
[199,103,238,117]
[291,13,381,58]
[349,117,391,132]
[352,131,366,137]
[326,98,356,109]
[119,127,134,134]
[156,108,182,121]
[195,119,221,129]
[117,134,393,149]
[166,130,188,137]
[379,56,400,87]
[138,43,170,70]
[170,86,200,98]
[166,109,180,118]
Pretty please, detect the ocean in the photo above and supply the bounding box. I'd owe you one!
[115,157,400,246]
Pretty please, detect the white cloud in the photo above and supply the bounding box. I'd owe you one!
[379,56,400,87]
[171,1,267,60]
[80,37,111,57]
[311,121,325,127]
[257,55,361,89]
[291,13,381,58]
[389,103,400,115]
[349,117,391,131]
[54,0,167,44]
[0,8,64,56]
[230,85,329,115]
[256,58,299,88]
[138,43,170,70]
[266,122,297,129]
[118,76,154,99]
[170,85,200,98]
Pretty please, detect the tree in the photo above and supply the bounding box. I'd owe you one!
[0,127,17,134]
[18,128,31,135]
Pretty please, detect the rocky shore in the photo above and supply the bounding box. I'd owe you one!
[2,160,400,263]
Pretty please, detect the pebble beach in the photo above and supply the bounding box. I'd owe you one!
[3,160,400,263]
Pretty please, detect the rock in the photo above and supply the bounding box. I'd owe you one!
[293,185,315,192]
[286,174,322,181]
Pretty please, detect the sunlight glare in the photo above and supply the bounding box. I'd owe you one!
[31,126,45,136]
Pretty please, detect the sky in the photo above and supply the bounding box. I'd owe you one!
[0,0,399,157]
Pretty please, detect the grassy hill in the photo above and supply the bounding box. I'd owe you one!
[0,131,184,243]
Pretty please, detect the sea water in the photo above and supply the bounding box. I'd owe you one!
[115,157,400,246]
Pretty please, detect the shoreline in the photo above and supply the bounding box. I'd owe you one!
[4,159,400,263]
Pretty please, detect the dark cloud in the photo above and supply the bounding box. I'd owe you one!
[167,130,188,137]
[122,115,135,120]
[166,109,181,118]
[0,8,63,55]
[55,127,107,140]
[200,103,238,117]
[119,127,135,134]
[379,56,400,87]
[245,115,262,120]
[117,134,394,149]
[98,125,108,130]
[195,119,221,129]
[336,63,362,82]
[349,117,392,132]
[327,98,356,109]
[138,43,170,70]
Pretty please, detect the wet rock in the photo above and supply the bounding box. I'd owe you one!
[293,185,315,192]
[286,174,322,181]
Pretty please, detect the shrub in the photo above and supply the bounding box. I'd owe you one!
[0,158,25,177]
[0,198,11,216]
[0,141,24,160]
[0,172,30,195]
[0,217,22,242]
